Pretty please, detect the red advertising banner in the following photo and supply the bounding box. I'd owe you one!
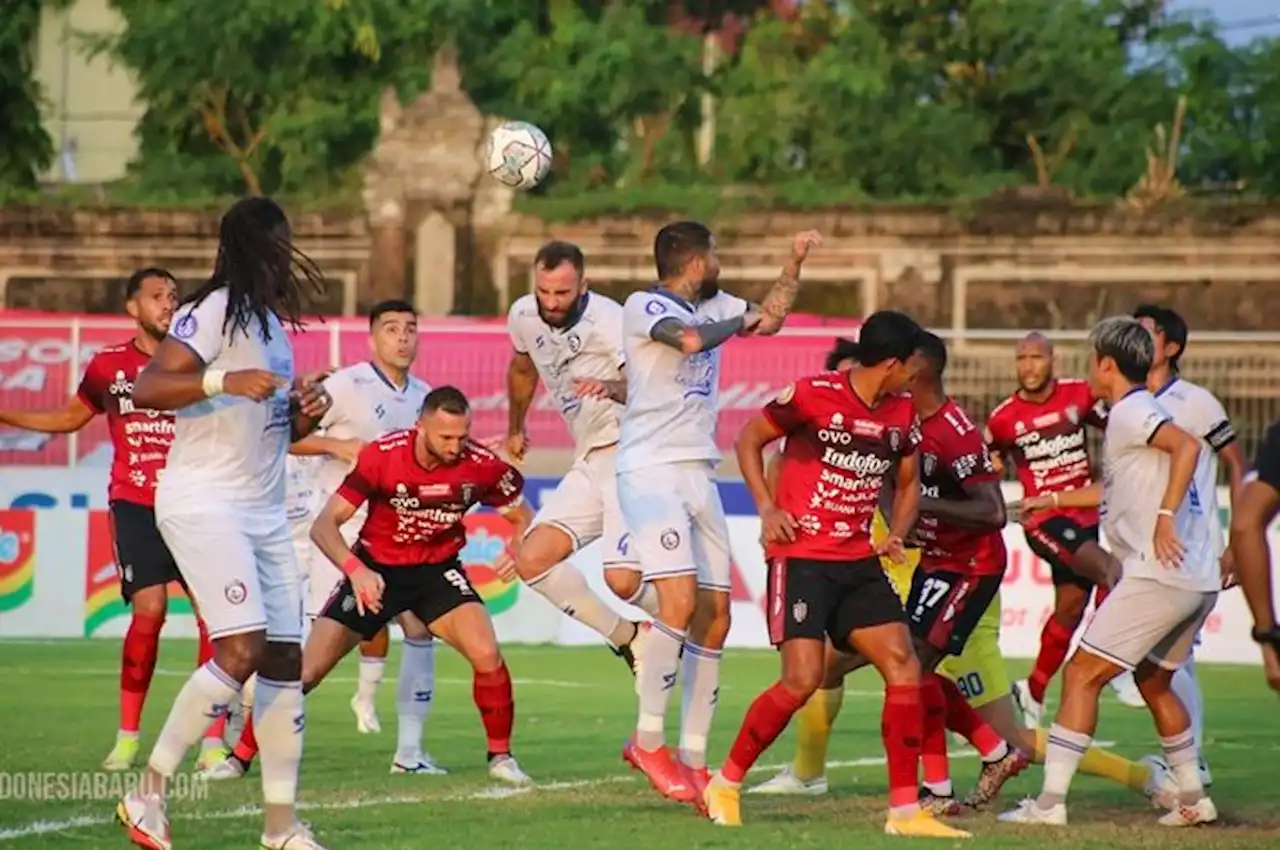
[0,314,857,466]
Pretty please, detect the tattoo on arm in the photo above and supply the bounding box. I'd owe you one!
[755,257,803,335]
[650,316,745,354]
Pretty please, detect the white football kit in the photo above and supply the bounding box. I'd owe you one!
[284,455,321,601]
[615,287,745,590]
[156,287,302,643]
[1079,388,1220,671]
[507,292,636,568]
[305,362,429,616]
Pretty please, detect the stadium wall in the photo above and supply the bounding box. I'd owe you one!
[0,467,1272,666]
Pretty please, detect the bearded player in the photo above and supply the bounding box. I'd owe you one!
[205,301,446,780]
[0,268,234,772]
[985,332,1143,722]
[618,222,821,802]
[304,386,534,785]
[703,312,967,838]
[505,241,649,666]
[752,336,1154,804]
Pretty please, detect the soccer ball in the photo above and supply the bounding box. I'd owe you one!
[485,121,553,190]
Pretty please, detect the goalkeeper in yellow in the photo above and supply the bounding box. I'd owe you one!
[748,340,1151,808]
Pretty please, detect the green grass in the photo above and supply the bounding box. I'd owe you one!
[0,641,1277,848]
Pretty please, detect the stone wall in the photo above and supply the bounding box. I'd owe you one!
[5,201,1280,332]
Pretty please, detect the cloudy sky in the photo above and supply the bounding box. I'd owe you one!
[1173,0,1280,41]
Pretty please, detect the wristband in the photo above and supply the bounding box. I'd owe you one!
[201,369,226,398]
[340,554,363,577]
[1157,508,1174,518]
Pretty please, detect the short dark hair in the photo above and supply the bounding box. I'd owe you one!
[420,385,469,416]
[126,267,176,300]
[824,338,859,371]
[653,220,713,280]
[846,310,922,367]
[1089,316,1153,384]
[533,241,585,277]
[369,299,416,327]
[914,330,948,377]
[1133,303,1188,370]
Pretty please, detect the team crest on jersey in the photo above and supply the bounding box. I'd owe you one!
[224,579,247,606]
[792,600,808,623]
[645,300,668,316]
[566,333,582,354]
[1065,405,1080,425]
[887,428,902,452]
[460,483,475,504]
[660,528,681,551]
[775,383,795,405]
[922,453,937,477]
[172,314,197,339]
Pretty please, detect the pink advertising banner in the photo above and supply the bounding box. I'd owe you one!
[0,313,859,466]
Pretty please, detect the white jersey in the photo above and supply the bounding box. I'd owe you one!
[285,455,317,526]
[1101,389,1220,592]
[507,292,625,458]
[160,287,294,510]
[311,361,430,501]
[1154,377,1234,493]
[616,287,748,473]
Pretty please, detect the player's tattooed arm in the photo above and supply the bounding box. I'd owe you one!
[753,230,823,336]
[651,316,749,354]
[919,480,1007,531]
[0,397,95,434]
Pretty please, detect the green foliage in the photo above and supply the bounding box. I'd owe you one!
[7,0,1280,213]
[0,1,55,196]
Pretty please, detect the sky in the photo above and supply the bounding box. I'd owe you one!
[1172,0,1280,42]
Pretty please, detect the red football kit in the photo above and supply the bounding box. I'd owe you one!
[336,430,525,566]
[75,341,176,507]
[983,377,1106,532]
[916,398,1007,577]
[762,372,921,563]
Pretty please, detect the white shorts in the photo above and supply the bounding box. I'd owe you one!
[157,504,304,644]
[534,445,636,569]
[1079,577,1217,671]
[616,461,731,592]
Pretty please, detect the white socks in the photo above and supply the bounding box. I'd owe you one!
[528,562,632,646]
[1160,727,1204,805]
[1171,659,1204,750]
[678,642,722,769]
[626,582,661,617]
[395,639,436,763]
[356,656,385,703]
[636,621,685,751]
[1038,723,1091,809]
[148,662,241,778]
[255,677,305,805]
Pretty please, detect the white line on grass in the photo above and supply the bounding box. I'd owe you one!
[0,741,1117,843]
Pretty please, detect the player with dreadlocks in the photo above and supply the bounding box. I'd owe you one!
[116,197,333,850]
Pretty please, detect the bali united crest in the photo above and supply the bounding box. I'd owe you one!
[1065,405,1080,425]
[922,453,937,478]
[792,600,808,623]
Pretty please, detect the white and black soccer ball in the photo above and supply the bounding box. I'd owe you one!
[485,121,553,191]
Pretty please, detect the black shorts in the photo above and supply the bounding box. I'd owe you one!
[766,556,905,651]
[109,500,183,603]
[906,567,1002,657]
[1025,516,1100,589]
[320,553,481,641]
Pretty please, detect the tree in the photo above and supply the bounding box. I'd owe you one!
[80,0,472,199]
[0,1,55,194]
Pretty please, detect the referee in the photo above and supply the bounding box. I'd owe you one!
[1228,419,1280,692]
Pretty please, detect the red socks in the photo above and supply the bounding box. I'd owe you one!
[474,663,515,756]
[939,676,1006,759]
[882,684,924,808]
[120,612,165,733]
[1028,615,1075,704]
[723,682,807,783]
[233,713,259,762]
[920,674,950,787]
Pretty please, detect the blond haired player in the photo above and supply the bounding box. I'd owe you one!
[751,343,1151,802]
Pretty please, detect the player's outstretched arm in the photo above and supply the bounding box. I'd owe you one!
[651,315,755,355]
[753,230,823,336]
[507,351,539,457]
[920,480,1007,531]
[1024,481,1103,513]
[0,397,95,434]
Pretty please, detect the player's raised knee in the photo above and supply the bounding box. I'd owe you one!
[603,567,642,601]
[514,524,573,581]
